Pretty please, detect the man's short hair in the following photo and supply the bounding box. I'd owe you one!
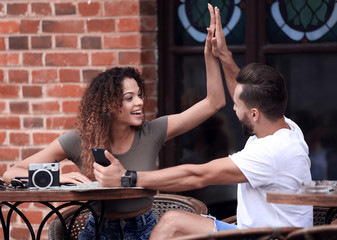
[236,63,287,121]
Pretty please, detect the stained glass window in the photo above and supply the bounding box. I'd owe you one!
[267,0,337,43]
[175,0,246,45]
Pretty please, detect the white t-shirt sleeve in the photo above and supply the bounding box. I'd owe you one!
[230,137,277,188]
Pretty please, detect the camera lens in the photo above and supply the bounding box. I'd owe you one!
[32,169,53,188]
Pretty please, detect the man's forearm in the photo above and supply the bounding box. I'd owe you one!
[219,50,240,99]
[137,164,206,192]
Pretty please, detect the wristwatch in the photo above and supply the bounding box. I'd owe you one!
[121,170,137,187]
[121,170,132,187]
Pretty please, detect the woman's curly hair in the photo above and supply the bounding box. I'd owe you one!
[76,67,146,180]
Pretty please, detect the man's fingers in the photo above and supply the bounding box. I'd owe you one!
[215,7,222,37]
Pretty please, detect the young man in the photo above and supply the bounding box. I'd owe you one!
[93,6,312,239]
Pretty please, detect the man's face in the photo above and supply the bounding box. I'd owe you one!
[233,84,254,136]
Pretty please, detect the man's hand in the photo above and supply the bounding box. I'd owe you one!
[211,7,231,59]
[93,150,126,187]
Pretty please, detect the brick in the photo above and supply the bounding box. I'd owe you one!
[45,53,88,66]
[0,37,5,50]
[47,84,85,97]
[8,69,28,83]
[92,52,117,66]
[81,36,101,49]
[23,53,43,66]
[87,19,115,32]
[23,117,43,128]
[0,21,19,34]
[79,2,100,16]
[9,102,29,114]
[31,3,51,16]
[42,21,84,33]
[104,35,140,49]
[10,132,29,145]
[33,132,60,145]
[55,3,76,15]
[0,53,19,66]
[0,117,20,129]
[0,70,3,82]
[9,36,28,50]
[144,98,157,113]
[7,3,28,16]
[0,147,19,160]
[141,16,156,31]
[140,1,156,15]
[141,33,156,48]
[22,148,43,159]
[59,69,80,82]
[55,35,77,48]
[145,81,157,96]
[0,163,7,177]
[117,18,140,32]
[0,101,5,113]
[46,116,77,129]
[19,210,43,224]
[20,20,39,34]
[62,100,80,113]
[23,86,42,98]
[32,69,57,83]
[104,1,139,16]
[141,50,155,64]
[32,101,60,113]
[0,85,20,98]
[0,131,6,144]
[118,51,141,65]
[83,70,102,83]
[31,36,51,49]
[141,65,156,80]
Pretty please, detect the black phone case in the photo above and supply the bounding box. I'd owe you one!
[91,147,111,166]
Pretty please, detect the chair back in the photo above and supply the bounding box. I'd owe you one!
[286,224,337,240]
[48,193,207,240]
[173,227,300,240]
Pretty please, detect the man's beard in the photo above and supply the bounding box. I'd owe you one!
[240,113,254,136]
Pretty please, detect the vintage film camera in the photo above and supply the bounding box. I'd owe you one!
[28,163,60,188]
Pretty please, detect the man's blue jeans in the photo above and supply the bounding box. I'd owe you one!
[78,209,156,240]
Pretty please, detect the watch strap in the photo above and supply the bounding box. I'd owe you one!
[130,171,137,187]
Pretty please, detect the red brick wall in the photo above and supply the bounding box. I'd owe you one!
[0,0,157,239]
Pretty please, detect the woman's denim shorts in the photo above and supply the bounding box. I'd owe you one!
[78,209,156,240]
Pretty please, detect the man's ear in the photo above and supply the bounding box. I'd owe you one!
[251,108,259,121]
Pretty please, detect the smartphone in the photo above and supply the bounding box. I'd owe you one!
[91,147,111,166]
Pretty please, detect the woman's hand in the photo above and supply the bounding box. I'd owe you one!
[60,172,91,184]
[93,150,126,187]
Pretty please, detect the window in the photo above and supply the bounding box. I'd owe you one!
[158,0,337,218]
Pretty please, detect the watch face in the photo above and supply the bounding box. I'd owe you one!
[121,176,131,187]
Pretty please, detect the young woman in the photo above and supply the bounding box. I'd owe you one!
[3,4,225,239]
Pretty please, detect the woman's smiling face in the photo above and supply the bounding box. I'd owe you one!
[114,77,144,127]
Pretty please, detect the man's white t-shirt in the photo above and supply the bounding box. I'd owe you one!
[230,117,312,228]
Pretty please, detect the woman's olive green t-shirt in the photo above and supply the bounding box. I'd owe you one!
[58,116,168,213]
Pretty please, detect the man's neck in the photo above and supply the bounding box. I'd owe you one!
[255,116,288,138]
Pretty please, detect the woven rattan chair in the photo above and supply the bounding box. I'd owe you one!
[48,193,208,240]
[172,227,300,240]
[286,224,337,240]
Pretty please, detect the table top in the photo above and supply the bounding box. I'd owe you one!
[266,189,337,207]
[0,187,156,202]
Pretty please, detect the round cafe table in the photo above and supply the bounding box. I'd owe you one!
[0,186,155,240]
